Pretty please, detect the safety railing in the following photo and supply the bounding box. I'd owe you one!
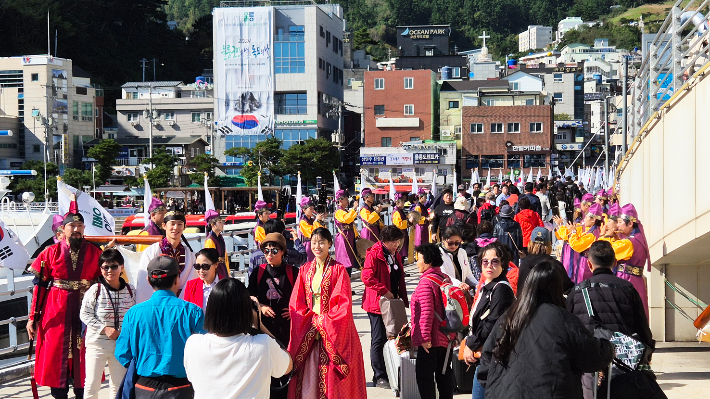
[631,0,710,139]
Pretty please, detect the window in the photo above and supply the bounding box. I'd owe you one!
[490,123,503,133]
[107,132,116,139]
[512,82,520,90]
[452,67,461,78]
[465,155,480,169]
[289,25,304,40]
[76,87,87,95]
[81,103,93,120]
[374,78,384,90]
[347,78,354,87]
[553,93,563,103]
[448,101,459,109]
[127,113,139,122]
[326,62,331,77]
[391,167,403,175]
[320,26,325,38]
[374,105,385,116]
[31,73,39,82]
[507,154,521,168]
[164,112,175,120]
[524,154,546,168]
[191,112,201,122]
[415,167,426,176]
[204,112,213,121]
[381,137,392,147]
[33,144,40,153]
[131,92,138,99]
[507,122,520,133]
[275,93,307,115]
[404,77,413,89]
[425,49,434,56]
[470,123,483,134]
[319,58,323,69]
[484,99,496,106]
[274,41,305,74]
[326,31,331,46]
[555,133,568,140]
[481,155,504,169]
[530,122,543,132]
[410,137,420,141]
[72,101,79,118]
[404,104,414,115]
[553,73,563,82]
[191,91,206,98]
[525,98,535,105]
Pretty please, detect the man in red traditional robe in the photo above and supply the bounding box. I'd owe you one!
[27,198,102,399]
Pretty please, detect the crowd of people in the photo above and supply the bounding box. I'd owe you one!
[25,176,658,399]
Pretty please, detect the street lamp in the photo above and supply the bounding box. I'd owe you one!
[32,108,51,203]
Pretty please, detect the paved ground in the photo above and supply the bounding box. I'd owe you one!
[1,262,709,398]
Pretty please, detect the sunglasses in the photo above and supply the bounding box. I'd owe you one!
[193,263,213,271]
[101,264,120,272]
[481,259,501,268]
[445,240,462,247]
[264,248,281,255]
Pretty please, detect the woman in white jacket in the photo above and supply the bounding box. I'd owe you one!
[438,226,478,290]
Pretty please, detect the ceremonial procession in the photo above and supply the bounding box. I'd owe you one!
[1,1,710,399]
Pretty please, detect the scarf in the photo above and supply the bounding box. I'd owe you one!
[159,237,186,273]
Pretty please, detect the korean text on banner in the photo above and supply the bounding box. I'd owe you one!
[214,7,275,135]
[0,220,30,269]
[57,180,115,237]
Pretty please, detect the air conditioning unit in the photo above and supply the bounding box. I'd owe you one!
[130,121,137,126]
[168,120,175,126]
[441,129,452,137]
[152,120,160,126]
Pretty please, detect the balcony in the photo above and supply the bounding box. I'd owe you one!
[115,157,187,166]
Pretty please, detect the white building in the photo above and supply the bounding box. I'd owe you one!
[518,25,553,52]
[359,141,457,193]
[557,17,586,41]
[0,55,97,169]
[517,50,560,67]
[215,4,345,176]
[502,71,544,92]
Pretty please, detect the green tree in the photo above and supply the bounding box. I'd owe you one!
[9,161,59,202]
[279,138,340,186]
[224,137,284,186]
[145,147,179,188]
[87,139,122,185]
[554,113,572,120]
[62,168,96,190]
[189,153,221,186]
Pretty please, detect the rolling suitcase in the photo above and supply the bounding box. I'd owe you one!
[452,356,475,393]
[384,340,401,396]
[399,349,421,399]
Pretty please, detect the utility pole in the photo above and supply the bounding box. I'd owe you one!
[152,58,158,81]
[604,96,609,179]
[622,56,628,160]
[148,86,153,159]
[140,58,149,82]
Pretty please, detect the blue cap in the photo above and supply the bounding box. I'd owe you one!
[531,227,551,243]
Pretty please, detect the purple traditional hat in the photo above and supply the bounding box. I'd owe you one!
[205,209,220,224]
[394,192,406,202]
[607,202,621,218]
[52,214,64,232]
[335,189,348,200]
[417,187,427,196]
[574,197,581,211]
[148,197,166,213]
[361,188,373,197]
[595,189,607,200]
[620,203,639,223]
[300,196,313,209]
[587,203,604,220]
[605,188,614,198]
[581,193,594,206]
[254,200,267,212]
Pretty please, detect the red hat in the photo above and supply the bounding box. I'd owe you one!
[62,194,84,226]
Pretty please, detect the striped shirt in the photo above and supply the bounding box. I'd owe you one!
[80,280,136,345]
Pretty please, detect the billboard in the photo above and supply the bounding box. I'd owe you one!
[214,7,274,135]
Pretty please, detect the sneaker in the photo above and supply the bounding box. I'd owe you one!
[376,378,390,389]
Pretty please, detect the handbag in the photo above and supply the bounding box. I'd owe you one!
[457,338,481,361]
[379,296,408,339]
[394,322,412,354]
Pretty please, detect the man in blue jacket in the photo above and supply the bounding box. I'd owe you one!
[115,256,204,399]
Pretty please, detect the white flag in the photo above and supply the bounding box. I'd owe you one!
[431,170,438,197]
[412,175,419,196]
[333,171,340,194]
[143,175,151,228]
[257,172,264,202]
[204,172,215,212]
[527,168,534,183]
[296,172,303,220]
[57,180,115,236]
[486,169,491,187]
[0,220,30,270]
[389,175,396,201]
[498,169,503,185]
[536,168,542,182]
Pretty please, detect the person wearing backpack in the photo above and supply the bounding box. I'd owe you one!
[566,241,654,399]
[461,242,516,399]
[477,192,498,224]
[411,243,455,399]
[493,205,524,265]
[80,249,136,399]
[247,233,298,348]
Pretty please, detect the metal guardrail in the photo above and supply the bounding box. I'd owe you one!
[0,201,59,214]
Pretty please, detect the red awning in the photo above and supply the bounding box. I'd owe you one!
[372,189,389,194]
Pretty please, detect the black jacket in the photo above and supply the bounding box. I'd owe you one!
[515,192,542,217]
[518,253,575,295]
[465,274,515,351]
[478,303,614,399]
[493,218,523,264]
[566,268,654,349]
[431,202,455,235]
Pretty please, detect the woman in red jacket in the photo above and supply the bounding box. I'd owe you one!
[411,243,454,399]
[361,225,409,390]
[180,248,220,311]
[514,196,544,252]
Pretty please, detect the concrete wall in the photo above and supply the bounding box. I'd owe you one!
[618,62,710,341]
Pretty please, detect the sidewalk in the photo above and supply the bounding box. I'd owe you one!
[1,262,708,398]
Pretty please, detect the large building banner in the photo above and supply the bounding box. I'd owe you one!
[213,7,274,135]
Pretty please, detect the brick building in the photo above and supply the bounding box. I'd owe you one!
[462,105,553,183]
[363,69,437,148]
